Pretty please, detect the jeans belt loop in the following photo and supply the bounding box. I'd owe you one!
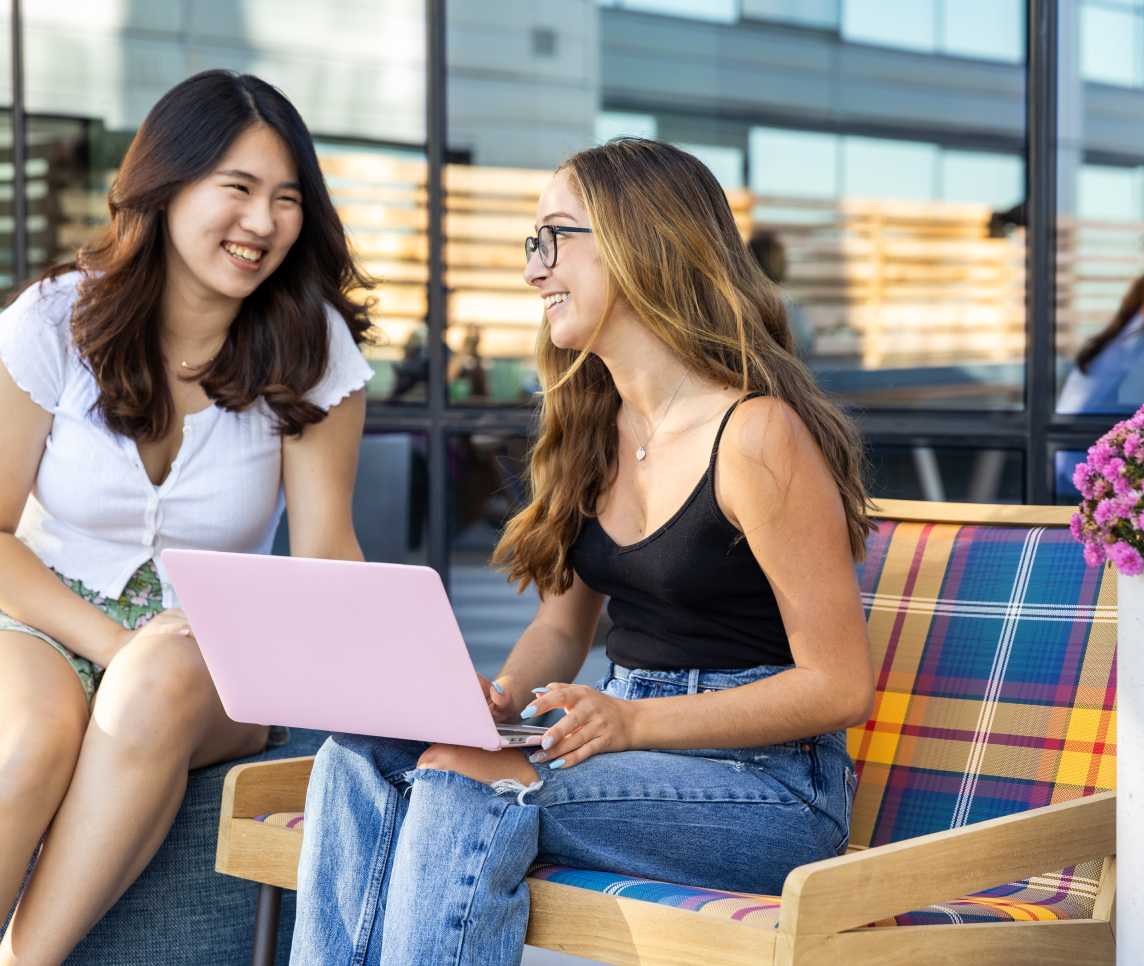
[687,668,701,695]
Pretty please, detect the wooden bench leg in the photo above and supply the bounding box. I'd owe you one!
[251,883,282,966]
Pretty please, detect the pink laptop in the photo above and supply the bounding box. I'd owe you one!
[160,549,545,750]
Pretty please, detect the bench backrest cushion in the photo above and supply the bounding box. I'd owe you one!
[847,520,1116,914]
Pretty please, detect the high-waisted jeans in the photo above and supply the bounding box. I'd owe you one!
[289,662,856,966]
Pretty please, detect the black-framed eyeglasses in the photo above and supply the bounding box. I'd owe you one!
[524,225,593,268]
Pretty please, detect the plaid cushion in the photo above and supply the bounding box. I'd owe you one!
[850,520,1116,919]
[259,518,1117,929]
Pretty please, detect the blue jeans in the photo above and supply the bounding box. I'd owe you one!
[289,663,856,966]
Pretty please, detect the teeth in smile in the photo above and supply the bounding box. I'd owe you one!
[543,293,569,308]
[223,243,263,263]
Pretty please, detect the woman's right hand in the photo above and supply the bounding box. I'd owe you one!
[106,608,195,664]
[476,672,518,723]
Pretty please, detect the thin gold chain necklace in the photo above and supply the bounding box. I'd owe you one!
[624,372,688,463]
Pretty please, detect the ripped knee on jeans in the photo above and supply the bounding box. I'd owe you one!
[488,777,545,805]
[400,764,545,806]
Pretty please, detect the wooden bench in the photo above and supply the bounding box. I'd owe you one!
[216,499,1117,964]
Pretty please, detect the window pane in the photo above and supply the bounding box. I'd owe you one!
[274,432,428,562]
[867,444,1025,503]
[940,151,1023,207]
[615,0,738,23]
[1081,3,1143,87]
[942,0,1023,63]
[842,0,936,52]
[448,0,1027,411]
[742,0,840,30]
[749,127,838,198]
[842,136,938,201]
[1056,4,1144,418]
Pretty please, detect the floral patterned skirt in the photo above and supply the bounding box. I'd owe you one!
[0,561,164,703]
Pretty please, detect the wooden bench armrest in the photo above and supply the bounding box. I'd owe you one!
[779,789,1115,940]
[219,755,316,821]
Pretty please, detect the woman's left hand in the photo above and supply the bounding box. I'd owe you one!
[521,683,637,769]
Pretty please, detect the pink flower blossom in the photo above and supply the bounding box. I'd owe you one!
[1072,461,1091,491]
[1088,441,1116,475]
[1094,499,1120,527]
[1109,541,1144,576]
[1070,513,1085,540]
[1083,541,1107,567]
[1125,434,1144,460]
[1114,475,1136,497]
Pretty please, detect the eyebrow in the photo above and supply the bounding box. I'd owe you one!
[216,169,303,192]
[534,211,579,230]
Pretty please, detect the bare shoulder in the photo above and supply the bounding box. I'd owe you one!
[723,395,817,475]
[717,393,841,534]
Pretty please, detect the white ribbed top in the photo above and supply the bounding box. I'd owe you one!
[0,272,373,606]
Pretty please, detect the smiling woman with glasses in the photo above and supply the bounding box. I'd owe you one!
[292,137,875,966]
[524,223,593,268]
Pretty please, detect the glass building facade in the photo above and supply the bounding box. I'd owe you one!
[2,1,1142,653]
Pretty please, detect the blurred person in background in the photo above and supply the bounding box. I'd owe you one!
[1057,273,1144,415]
[748,228,814,360]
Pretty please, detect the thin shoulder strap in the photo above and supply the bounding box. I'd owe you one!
[708,391,768,472]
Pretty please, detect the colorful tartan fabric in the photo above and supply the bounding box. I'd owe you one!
[258,518,1117,929]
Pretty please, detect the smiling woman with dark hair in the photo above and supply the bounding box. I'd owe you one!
[0,70,373,961]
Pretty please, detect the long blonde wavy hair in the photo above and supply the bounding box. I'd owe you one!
[493,138,872,597]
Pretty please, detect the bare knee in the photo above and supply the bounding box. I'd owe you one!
[93,634,217,754]
[0,707,86,810]
[415,743,538,786]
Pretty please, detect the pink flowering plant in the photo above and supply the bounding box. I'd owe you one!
[1071,403,1144,577]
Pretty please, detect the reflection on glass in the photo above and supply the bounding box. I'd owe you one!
[445,0,1029,410]
[868,444,1024,503]
[1081,2,1143,87]
[1056,4,1144,416]
[274,432,428,563]
[842,0,937,52]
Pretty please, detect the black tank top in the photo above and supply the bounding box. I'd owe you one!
[569,394,793,671]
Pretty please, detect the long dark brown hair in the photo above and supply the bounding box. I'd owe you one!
[41,69,373,440]
[493,138,873,597]
[1077,274,1144,372]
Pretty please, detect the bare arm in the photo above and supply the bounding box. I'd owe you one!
[0,361,128,665]
[493,573,605,718]
[281,388,367,561]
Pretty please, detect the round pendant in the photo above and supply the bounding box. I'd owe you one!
[636,447,647,462]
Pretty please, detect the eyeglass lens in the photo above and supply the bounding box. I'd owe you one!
[525,225,556,267]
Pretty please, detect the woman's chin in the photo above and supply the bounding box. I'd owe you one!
[548,321,590,352]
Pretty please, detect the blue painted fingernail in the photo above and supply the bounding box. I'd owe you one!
[531,687,549,694]
[520,705,537,720]
[491,681,505,695]
[528,751,547,764]
[541,735,554,751]
[548,758,567,770]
